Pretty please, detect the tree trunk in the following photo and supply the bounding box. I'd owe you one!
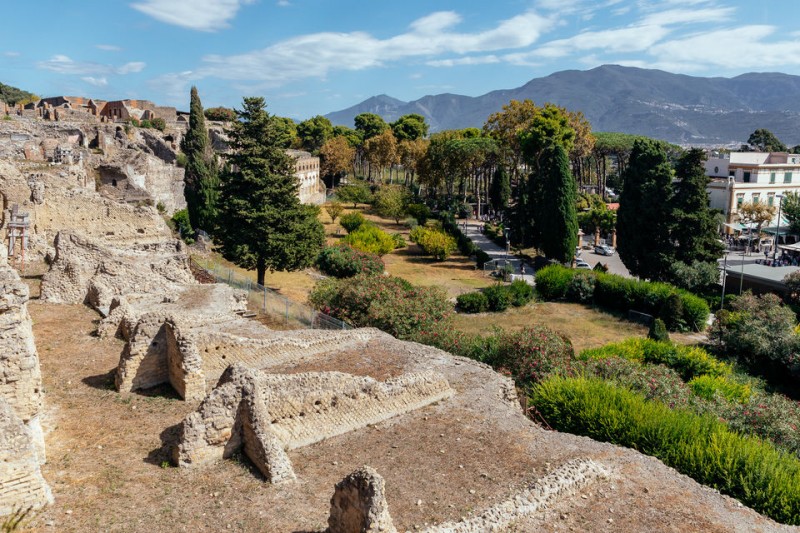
[257,256,266,287]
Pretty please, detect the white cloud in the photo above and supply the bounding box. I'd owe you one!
[37,55,146,76]
[179,9,551,87]
[82,76,109,87]
[96,44,121,51]
[426,55,501,67]
[130,0,256,31]
[276,0,290,5]
[3,51,20,57]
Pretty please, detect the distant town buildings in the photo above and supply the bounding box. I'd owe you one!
[706,151,800,232]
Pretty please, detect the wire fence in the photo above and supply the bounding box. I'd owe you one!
[190,256,352,331]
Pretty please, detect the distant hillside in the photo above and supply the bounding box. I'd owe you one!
[0,82,37,105]
[325,65,800,146]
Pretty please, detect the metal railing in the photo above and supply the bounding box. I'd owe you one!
[190,256,351,331]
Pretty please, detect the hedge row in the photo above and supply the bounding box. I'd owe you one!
[535,265,709,331]
[531,376,800,525]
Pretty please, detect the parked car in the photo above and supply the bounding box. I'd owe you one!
[575,259,591,269]
[594,244,615,256]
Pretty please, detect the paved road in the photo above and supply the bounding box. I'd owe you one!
[463,220,632,280]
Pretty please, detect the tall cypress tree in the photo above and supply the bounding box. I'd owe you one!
[215,97,324,286]
[671,148,724,264]
[532,144,578,263]
[617,139,674,280]
[489,165,511,215]
[181,86,218,232]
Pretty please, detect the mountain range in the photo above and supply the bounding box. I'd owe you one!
[325,65,800,146]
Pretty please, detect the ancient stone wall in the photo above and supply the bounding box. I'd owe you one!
[0,399,53,516]
[173,364,454,482]
[40,231,193,311]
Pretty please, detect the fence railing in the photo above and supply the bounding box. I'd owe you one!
[190,256,351,331]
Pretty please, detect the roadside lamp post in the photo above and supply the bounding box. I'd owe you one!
[504,228,510,264]
[719,254,728,311]
[773,194,784,262]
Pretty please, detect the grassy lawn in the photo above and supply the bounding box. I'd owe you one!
[452,301,650,353]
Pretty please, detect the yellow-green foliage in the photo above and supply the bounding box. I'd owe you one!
[409,226,457,260]
[531,376,800,525]
[688,375,752,404]
[342,224,396,256]
[580,338,731,380]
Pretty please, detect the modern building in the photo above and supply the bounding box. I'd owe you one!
[287,149,326,205]
[706,151,800,233]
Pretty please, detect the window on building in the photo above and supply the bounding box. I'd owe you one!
[770,172,776,183]
[752,194,760,204]
[743,171,751,183]
[768,194,775,207]
[736,194,744,209]
[785,172,792,183]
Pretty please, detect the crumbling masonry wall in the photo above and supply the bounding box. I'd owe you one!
[0,248,52,515]
[173,364,454,483]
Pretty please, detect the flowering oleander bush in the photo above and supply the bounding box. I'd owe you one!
[316,244,384,278]
[492,325,575,385]
[566,271,595,303]
[342,224,396,256]
[722,392,800,458]
[308,273,451,339]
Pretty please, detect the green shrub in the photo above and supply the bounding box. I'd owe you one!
[566,271,595,303]
[409,226,457,261]
[724,391,800,458]
[391,233,406,249]
[339,212,366,233]
[688,375,751,404]
[660,293,684,330]
[534,265,576,300]
[410,326,500,363]
[648,318,670,342]
[170,209,192,240]
[508,279,534,307]
[475,249,491,268]
[581,356,695,409]
[456,292,488,313]
[493,326,575,385]
[140,119,153,129]
[531,376,800,525]
[316,244,384,278]
[151,117,166,131]
[484,285,512,312]
[342,224,396,256]
[680,292,710,330]
[309,274,451,339]
[579,339,731,381]
[406,203,431,225]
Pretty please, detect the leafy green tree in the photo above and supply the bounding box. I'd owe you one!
[781,191,800,235]
[354,113,389,141]
[333,125,363,147]
[0,82,37,105]
[363,129,398,181]
[391,113,429,141]
[204,106,236,121]
[324,201,344,224]
[748,128,787,152]
[374,185,409,224]
[180,86,219,232]
[319,136,355,181]
[215,97,325,286]
[670,148,724,265]
[335,182,373,208]
[531,144,578,263]
[737,201,776,252]
[296,115,334,153]
[489,166,511,213]
[617,139,674,280]
[272,116,298,149]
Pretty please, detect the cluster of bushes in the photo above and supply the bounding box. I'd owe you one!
[308,274,451,339]
[412,324,574,385]
[316,244,384,278]
[170,209,194,243]
[535,265,709,331]
[456,280,534,313]
[409,226,457,260]
[531,376,800,525]
[338,212,403,256]
[482,222,507,248]
[128,117,166,131]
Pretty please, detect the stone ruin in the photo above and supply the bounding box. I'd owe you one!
[326,459,611,533]
[0,246,52,515]
[173,364,454,483]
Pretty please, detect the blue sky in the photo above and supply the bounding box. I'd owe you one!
[1,1,798,121]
